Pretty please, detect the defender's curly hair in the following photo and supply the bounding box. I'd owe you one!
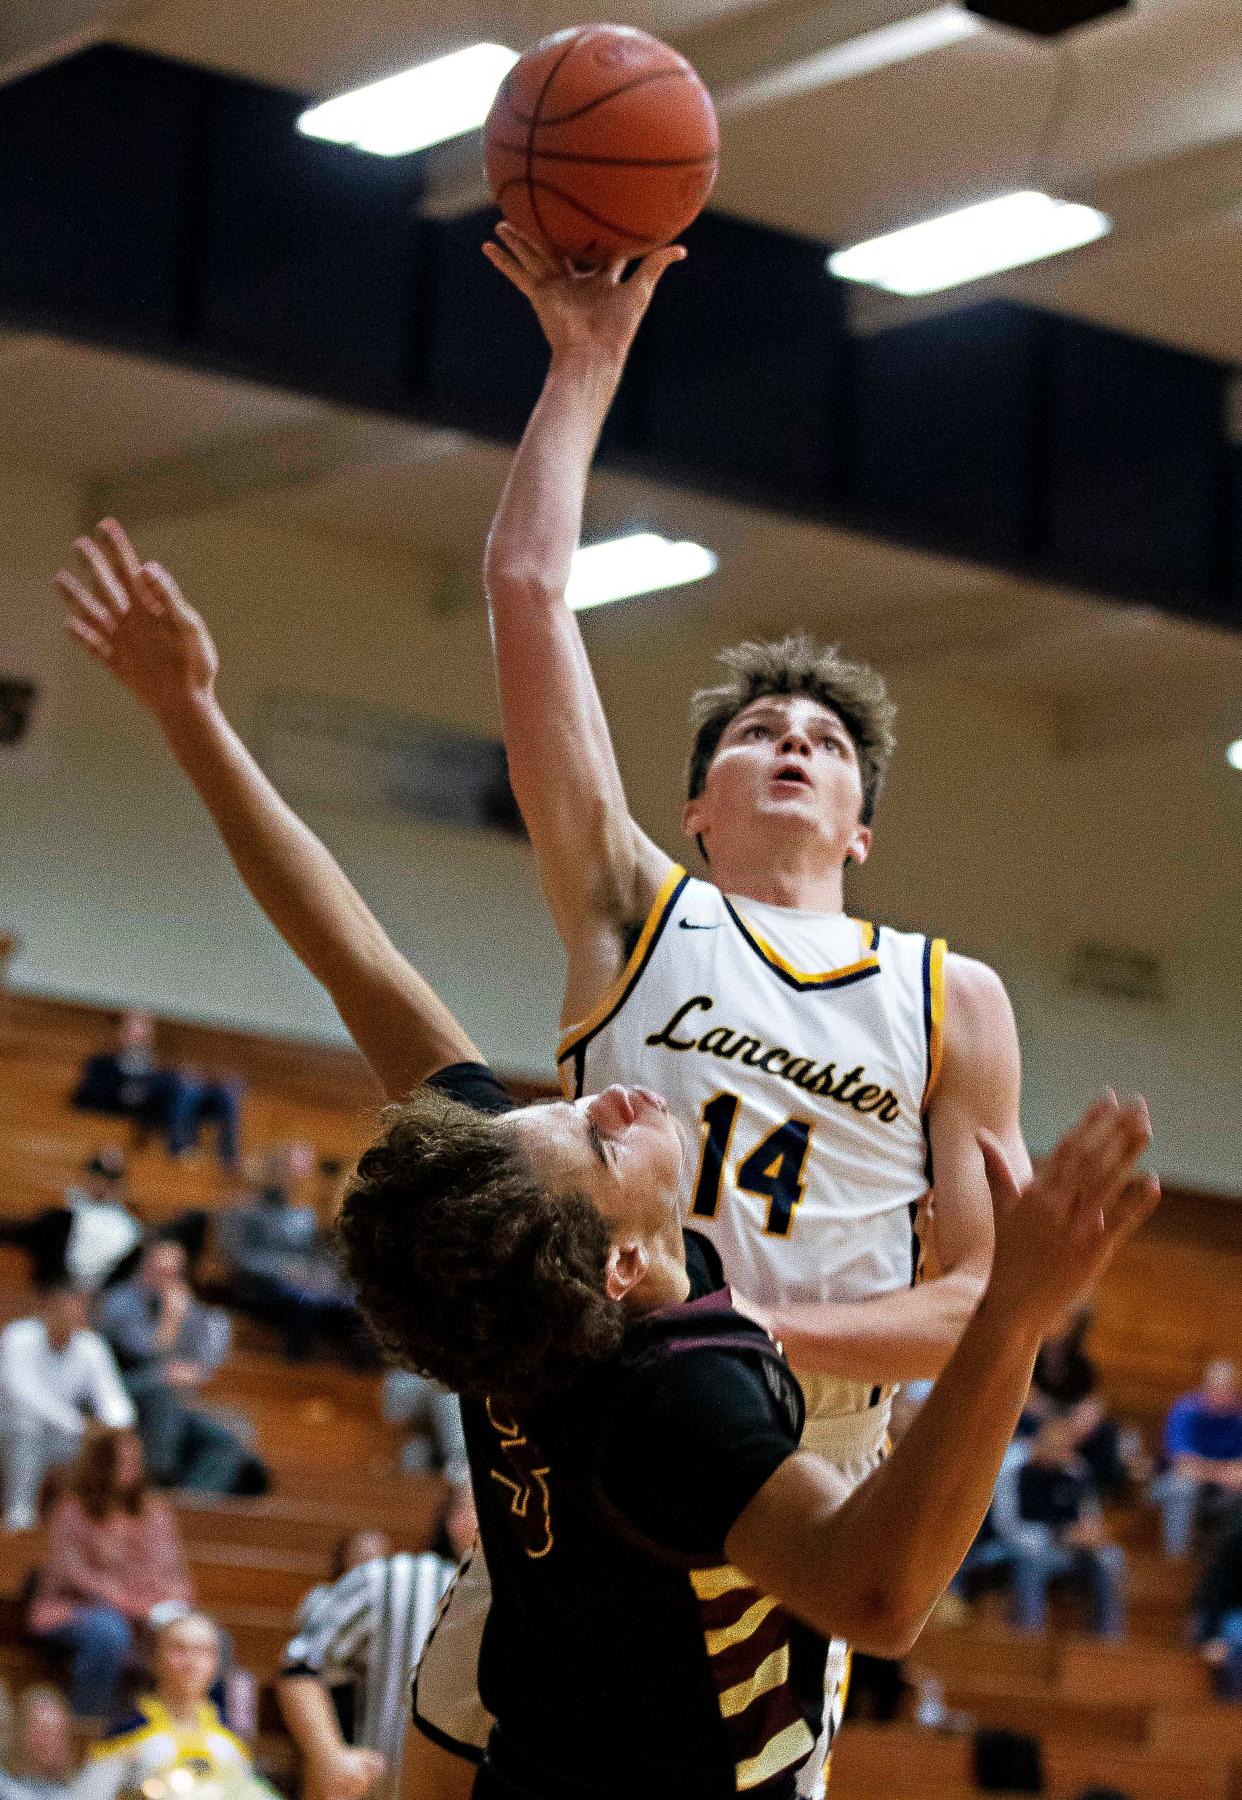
[337,1087,625,1404]
[687,634,897,825]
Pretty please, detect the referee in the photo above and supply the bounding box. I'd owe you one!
[277,1527,464,1800]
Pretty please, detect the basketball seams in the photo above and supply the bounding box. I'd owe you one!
[525,31,586,267]
[489,140,719,170]
[495,176,675,245]
[533,67,697,131]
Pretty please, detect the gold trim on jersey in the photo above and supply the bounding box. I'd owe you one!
[690,1563,754,1602]
[557,863,687,1065]
[922,936,947,1107]
[704,1593,780,1655]
[723,900,881,993]
[736,1718,818,1791]
[720,1644,791,1718]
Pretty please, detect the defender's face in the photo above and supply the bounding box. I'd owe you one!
[508,1086,687,1238]
[686,694,869,864]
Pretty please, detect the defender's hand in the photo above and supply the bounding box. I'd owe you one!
[55,518,219,721]
[982,1093,1158,1333]
[482,221,684,365]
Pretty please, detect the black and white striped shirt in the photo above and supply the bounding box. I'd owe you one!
[282,1553,454,1800]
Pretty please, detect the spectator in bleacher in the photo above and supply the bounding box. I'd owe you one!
[96,1241,267,1499]
[0,1152,142,1297]
[27,1427,191,1719]
[216,1146,364,1361]
[277,1529,456,1800]
[990,1418,1127,1639]
[70,1613,251,1800]
[1155,1359,1242,1559]
[1021,1308,1145,1499]
[382,1371,470,1489]
[0,1282,135,1532]
[1193,1508,1242,1700]
[72,1013,242,1170]
[0,1687,74,1800]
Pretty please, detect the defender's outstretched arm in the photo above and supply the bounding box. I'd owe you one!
[728,1097,1157,1653]
[482,228,682,1007]
[56,520,477,1100]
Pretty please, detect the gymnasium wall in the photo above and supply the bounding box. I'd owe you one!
[1,457,1239,1193]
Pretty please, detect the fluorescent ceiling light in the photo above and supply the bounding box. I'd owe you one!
[298,42,519,157]
[1227,737,1242,771]
[828,190,1112,296]
[721,6,981,111]
[566,533,718,612]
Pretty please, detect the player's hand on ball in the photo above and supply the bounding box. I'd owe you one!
[981,1093,1158,1330]
[55,518,219,719]
[483,221,685,365]
[316,1748,387,1800]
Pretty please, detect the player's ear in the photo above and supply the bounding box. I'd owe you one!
[604,1241,649,1302]
[846,824,872,868]
[682,793,707,842]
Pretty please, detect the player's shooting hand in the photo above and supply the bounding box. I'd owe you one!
[483,221,685,365]
[55,519,219,722]
[981,1093,1158,1333]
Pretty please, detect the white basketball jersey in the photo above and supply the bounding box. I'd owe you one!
[558,866,946,1424]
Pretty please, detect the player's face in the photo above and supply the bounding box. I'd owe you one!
[509,1086,687,1236]
[686,694,871,868]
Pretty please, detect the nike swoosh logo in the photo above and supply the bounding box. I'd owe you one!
[678,920,720,931]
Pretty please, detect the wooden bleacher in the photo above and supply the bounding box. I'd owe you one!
[4,988,1242,1799]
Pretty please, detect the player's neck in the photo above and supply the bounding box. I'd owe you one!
[625,1227,692,1314]
[708,851,847,915]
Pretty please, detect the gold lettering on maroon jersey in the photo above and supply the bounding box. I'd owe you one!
[485,1398,554,1560]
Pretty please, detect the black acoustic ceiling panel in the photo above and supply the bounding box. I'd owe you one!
[195,85,426,408]
[0,46,202,344]
[627,211,847,507]
[849,301,1042,563]
[1039,317,1230,605]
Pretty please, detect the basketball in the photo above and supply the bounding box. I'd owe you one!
[483,24,719,267]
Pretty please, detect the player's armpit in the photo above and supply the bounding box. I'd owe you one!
[724,1451,915,1657]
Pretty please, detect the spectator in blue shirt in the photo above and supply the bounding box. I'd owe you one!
[1155,1361,1242,1558]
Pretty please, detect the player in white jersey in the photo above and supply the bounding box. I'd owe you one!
[403,226,1035,1800]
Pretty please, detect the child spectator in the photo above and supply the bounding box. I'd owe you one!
[27,1429,191,1719]
[0,1688,74,1800]
[0,1284,134,1532]
[71,1614,250,1800]
[1156,1360,1242,1558]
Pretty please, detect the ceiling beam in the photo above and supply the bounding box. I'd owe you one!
[0,0,130,89]
[84,412,467,527]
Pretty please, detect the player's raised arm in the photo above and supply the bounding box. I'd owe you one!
[481,228,683,986]
[767,954,1027,1385]
[55,520,478,1100]
[727,1095,1158,1653]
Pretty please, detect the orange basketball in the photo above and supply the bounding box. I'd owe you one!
[483,24,719,267]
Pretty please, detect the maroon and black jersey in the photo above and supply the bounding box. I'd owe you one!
[432,1063,826,1800]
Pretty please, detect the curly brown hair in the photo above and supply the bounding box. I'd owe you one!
[337,1087,626,1404]
[687,634,897,826]
[70,1427,149,1522]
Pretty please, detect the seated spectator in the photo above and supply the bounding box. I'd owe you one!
[990,1420,1127,1639]
[0,1687,74,1800]
[27,1428,191,1719]
[382,1371,470,1490]
[71,1613,251,1800]
[1193,1509,1242,1700]
[72,1013,241,1170]
[1155,1359,1242,1558]
[277,1529,458,1800]
[216,1147,364,1361]
[0,1152,142,1295]
[96,1242,267,1499]
[1022,1308,1145,1498]
[0,1282,135,1532]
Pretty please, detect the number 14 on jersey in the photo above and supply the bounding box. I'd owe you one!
[691,1092,813,1238]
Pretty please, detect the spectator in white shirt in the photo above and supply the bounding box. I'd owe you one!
[0,1281,135,1531]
